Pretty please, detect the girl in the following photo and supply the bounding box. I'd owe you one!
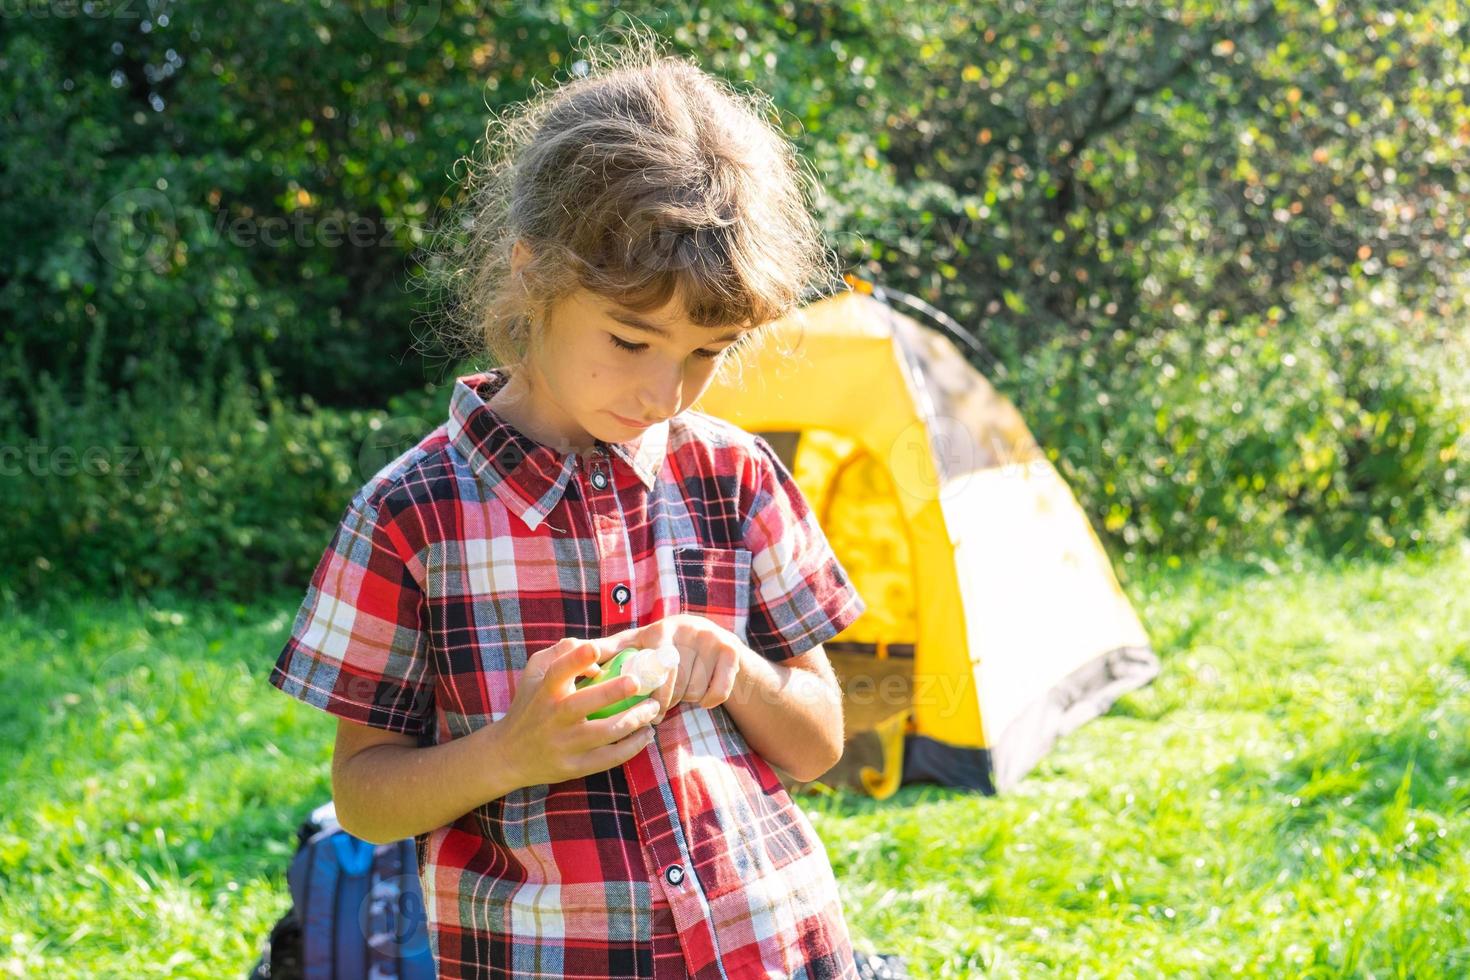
[268,32,867,979]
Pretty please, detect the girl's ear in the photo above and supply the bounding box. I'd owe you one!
[510,239,532,280]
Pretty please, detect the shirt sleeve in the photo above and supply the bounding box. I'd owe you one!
[267,497,435,736]
[740,434,868,663]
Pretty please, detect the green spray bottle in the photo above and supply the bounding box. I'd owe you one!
[574,645,680,720]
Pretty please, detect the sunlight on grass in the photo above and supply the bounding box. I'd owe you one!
[2,544,1468,977]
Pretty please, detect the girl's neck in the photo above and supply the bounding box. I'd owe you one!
[487,368,599,458]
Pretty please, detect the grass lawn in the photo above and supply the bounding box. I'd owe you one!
[2,542,1467,978]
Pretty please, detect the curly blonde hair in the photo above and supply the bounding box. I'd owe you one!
[415,26,841,381]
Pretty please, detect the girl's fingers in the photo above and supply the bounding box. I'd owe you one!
[681,653,712,705]
[648,670,677,722]
[562,671,642,718]
[596,620,673,664]
[595,628,641,664]
[702,652,738,708]
[581,697,662,745]
[580,723,658,775]
[544,640,600,690]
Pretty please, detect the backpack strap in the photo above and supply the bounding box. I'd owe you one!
[293,825,375,980]
[331,832,375,979]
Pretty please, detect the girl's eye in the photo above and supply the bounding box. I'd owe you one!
[609,334,648,353]
[609,333,728,360]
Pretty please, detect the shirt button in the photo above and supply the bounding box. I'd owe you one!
[665,864,685,886]
[612,584,631,606]
[591,469,609,490]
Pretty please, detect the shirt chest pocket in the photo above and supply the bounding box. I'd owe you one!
[672,546,752,645]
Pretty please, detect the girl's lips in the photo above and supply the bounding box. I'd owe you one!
[611,412,654,429]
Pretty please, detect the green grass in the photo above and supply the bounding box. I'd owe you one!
[3,543,1468,977]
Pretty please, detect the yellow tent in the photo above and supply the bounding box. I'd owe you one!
[694,280,1159,798]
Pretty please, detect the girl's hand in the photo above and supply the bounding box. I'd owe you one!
[495,637,662,787]
[594,614,743,724]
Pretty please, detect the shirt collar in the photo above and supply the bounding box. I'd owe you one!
[446,368,670,531]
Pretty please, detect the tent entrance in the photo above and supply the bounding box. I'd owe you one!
[755,428,919,799]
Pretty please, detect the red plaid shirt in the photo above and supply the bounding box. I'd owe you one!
[268,369,868,979]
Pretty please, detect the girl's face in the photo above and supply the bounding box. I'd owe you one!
[511,285,752,454]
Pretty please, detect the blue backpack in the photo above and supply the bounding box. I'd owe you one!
[250,800,436,980]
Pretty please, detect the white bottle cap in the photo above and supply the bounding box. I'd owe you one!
[625,644,680,695]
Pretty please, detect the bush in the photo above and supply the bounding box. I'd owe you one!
[1012,280,1470,563]
[0,342,452,603]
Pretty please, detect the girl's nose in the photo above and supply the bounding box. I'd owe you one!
[638,365,683,419]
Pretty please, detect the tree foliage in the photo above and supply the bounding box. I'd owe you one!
[2,0,1465,598]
